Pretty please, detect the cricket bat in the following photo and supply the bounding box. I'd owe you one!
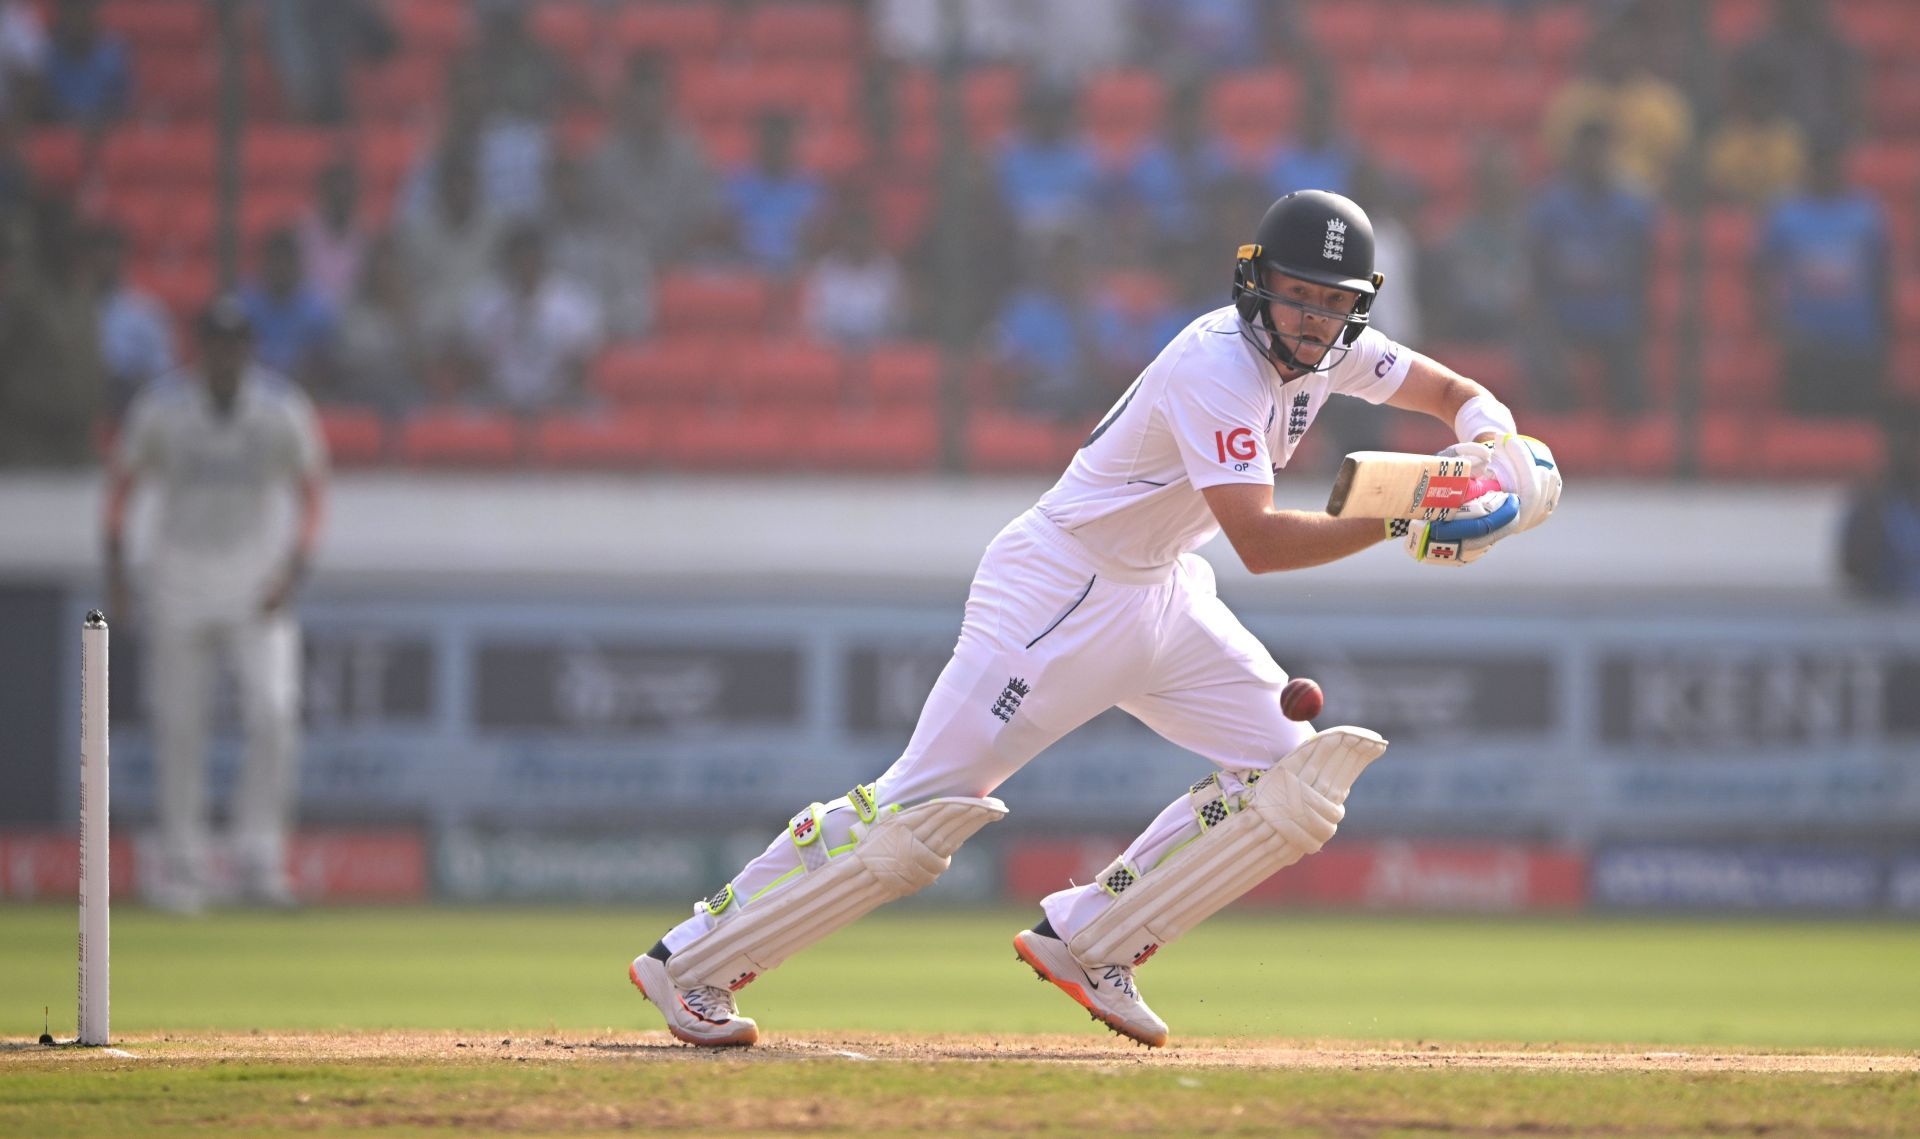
[1325,450,1505,520]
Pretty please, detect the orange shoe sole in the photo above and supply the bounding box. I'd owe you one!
[629,958,758,1048]
[1013,934,1166,1048]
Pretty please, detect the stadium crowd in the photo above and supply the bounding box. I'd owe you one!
[0,0,1912,477]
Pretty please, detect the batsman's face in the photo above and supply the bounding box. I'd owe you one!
[1270,277,1362,365]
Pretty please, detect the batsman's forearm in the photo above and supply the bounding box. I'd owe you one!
[1236,511,1387,574]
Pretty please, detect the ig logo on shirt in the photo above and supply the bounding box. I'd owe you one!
[1214,428,1256,470]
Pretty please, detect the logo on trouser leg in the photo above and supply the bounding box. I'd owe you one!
[990,677,1031,723]
[729,971,757,991]
[1131,943,1159,966]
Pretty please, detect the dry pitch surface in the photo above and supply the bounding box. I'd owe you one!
[10,1030,1920,1071]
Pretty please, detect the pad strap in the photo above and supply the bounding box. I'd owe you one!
[1067,728,1387,968]
[669,793,1007,990]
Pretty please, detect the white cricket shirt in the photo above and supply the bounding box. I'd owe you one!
[117,366,327,611]
[1035,306,1410,574]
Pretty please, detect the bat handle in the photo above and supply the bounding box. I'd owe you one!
[1467,476,1505,499]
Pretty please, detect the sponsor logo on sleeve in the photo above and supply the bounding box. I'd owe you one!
[1374,344,1401,378]
[1213,427,1257,463]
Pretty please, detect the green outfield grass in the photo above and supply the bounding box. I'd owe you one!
[5,906,1917,1137]
[3,905,1917,1048]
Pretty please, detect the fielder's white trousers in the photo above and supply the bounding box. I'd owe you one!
[665,508,1311,956]
[146,608,302,893]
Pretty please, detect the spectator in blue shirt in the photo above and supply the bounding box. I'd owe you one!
[1431,140,1531,343]
[1269,76,1356,199]
[1525,117,1655,415]
[992,232,1103,423]
[1841,402,1920,601]
[723,113,824,273]
[241,228,337,396]
[1755,137,1892,417]
[997,86,1098,237]
[40,0,127,126]
[83,223,175,415]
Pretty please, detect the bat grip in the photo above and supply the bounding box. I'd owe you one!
[1467,476,1505,499]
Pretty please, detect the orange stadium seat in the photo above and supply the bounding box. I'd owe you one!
[679,59,858,123]
[389,0,471,56]
[744,2,862,58]
[1705,206,1757,263]
[1206,70,1298,163]
[798,121,870,179]
[530,1,599,59]
[966,409,1081,473]
[894,66,1026,147]
[1833,0,1914,63]
[1303,2,1385,56]
[111,191,217,259]
[1710,0,1768,46]
[102,127,218,189]
[1425,344,1519,396]
[530,409,659,468]
[1705,270,1757,336]
[353,56,445,125]
[1756,415,1883,479]
[129,258,219,321]
[21,128,86,187]
[1703,412,1880,479]
[1702,339,1781,409]
[132,55,219,119]
[357,124,427,193]
[100,0,212,50]
[318,407,389,466]
[1530,5,1590,66]
[1700,412,1761,476]
[860,343,941,405]
[657,406,798,469]
[1849,143,1920,201]
[1516,412,1674,478]
[873,178,933,249]
[244,127,348,192]
[1399,6,1513,61]
[1081,70,1166,135]
[728,339,845,404]
[612,4,729,57]
[1873,72,1920,138]
[397,408,523,466]
[654,271,774,333]
[592,338,725,405]
[806,406,939,471]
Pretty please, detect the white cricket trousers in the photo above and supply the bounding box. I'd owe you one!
[663,508,1312,957]
[146,608,302,890]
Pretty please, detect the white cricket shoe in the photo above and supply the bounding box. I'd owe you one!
[1013,926,1169,1047]
[629,954,759,1047]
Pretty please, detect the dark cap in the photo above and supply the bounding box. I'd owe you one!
[198,294,253,338]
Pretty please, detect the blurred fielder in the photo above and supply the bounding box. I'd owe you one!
[632,191,1561,1046]
[104,297,329,913]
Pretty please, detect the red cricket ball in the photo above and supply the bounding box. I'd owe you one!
[1280,677,1323,722]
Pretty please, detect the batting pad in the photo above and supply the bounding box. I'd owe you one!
[1067,726,1388,968]
[667,795,1007,991]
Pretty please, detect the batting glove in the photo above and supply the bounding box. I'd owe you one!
[1441,435,1560,534]
[1391,489,1520,566]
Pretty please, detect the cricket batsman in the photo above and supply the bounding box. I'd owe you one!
[631,190,1562,1046]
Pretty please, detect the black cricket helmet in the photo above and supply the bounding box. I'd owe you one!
[1232,189,1385,373]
